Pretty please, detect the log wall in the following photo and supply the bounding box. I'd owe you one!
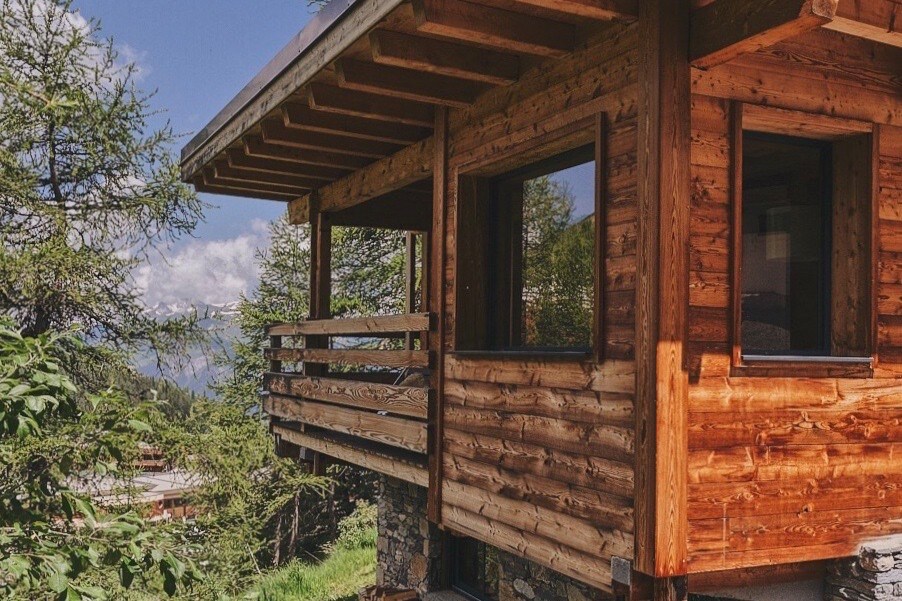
[437,22,640,593]
[686,28,902,574]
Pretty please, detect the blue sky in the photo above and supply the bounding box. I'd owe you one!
[71,1,317,307]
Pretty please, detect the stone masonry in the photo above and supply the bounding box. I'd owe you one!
[495,550,605,601]
[377,475,445,595]
[827,538,902,601]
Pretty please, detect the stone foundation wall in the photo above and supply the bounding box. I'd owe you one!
[495,550,604,601]
[376,475,444,595]
[827,539,902,601]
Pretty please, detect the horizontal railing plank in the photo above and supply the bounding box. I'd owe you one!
[264,347,430,369]
[264,394,428,453]
[267,313,430,336]
[272,425,428,487]
[263,372,428,418]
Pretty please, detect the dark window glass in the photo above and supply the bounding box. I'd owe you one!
[741,133,832,355]
[491,146,596,351]
[450,536,499,601]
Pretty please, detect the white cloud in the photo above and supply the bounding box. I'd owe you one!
[134,220,270,309]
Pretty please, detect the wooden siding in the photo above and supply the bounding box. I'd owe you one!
[686,28,902,574]
[438,22,640,594]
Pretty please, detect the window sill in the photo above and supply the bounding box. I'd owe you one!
[732,355,874,378]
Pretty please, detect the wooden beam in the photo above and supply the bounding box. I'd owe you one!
[370,29,520,85]
[264,347,431,369]
[226,148,350,181]
[635,0,690,581]
[260,118,402,158]
[288,137,434,223]
[243,134,373,170]
[192,176,294,202]
[412,0,576,57]
[202,167,308,197]
[272,426,429,487]
[329,191,434,231]
[824,0,902,47]
[335,58,480,109]
[267,313,430,336]
[508,0,637,21]
[308,82,435,127]
[690,0,839,69]
[282,100,432,144]
[264,372,429,418]
[214,160,319,190]
[264,395,428,453]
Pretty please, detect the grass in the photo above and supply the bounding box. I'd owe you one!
[250,544,376,601]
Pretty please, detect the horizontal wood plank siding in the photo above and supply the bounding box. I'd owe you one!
[686,30,902,574]
[438,22,640,594]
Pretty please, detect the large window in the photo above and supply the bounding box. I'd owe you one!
[456,143,599,352]
[738,125,872,360]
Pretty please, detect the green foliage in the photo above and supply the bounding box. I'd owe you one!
[521,177,594,348]
[248,505,377,601]
[0,0,206,377]
[0,323,200,600]
[327,502,377,553]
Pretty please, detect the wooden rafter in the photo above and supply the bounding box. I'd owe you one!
[282,101,432,144]
[335,58,480,108]
[507,0,637,21]
[243,134,373,170]
[193,176,294,202]
[690,0,839,69]
[260,118,402,158]
[308,82,435,127]
[214,160,319,190]
[226,149,351,181]
[201,168,307,198]
[288,137,434,223]
[370,29,520,85]
[412,0,576,57]
[824,0,902,48]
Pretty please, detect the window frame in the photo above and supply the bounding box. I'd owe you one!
[451,113,606,361]
[730,103,877,377]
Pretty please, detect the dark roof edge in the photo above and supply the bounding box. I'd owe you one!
[180,0,374,169]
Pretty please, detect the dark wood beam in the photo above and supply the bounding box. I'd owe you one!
[335,58,480,108]
[214,160,319,190]
[193,176,293,202]
[690,0,838,69]
[288,137,434,223]
[260,118,402,158]
[370,29,520,85]
[243,134,373,171]
[308,82,435,127]
[824,0,901,48]
[226,149,351,181]
[282,101,431,144]
[329,190,433,230]
[508,0,637,21]
[202,168,306,198]
[412,0,575,57]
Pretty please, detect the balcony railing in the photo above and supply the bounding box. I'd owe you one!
[262,313,432,485]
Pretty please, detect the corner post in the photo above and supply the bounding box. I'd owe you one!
[635,0,691,594]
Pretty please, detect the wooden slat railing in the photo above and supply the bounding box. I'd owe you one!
[263,313,433,468]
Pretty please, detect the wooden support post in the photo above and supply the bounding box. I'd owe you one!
[628,572,687,601]
[635,0,691,583]
[426,107,448,523]
[405,232,418,350]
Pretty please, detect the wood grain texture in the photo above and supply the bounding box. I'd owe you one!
[267,313,430,336]
[264,372,428,418]
[264,394,428,453]
[264,347,430,369]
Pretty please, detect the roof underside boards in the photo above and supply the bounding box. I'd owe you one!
[179,0,640,204]
[179,0,900,210]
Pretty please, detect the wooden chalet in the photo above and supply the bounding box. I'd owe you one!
[180,1,902,599]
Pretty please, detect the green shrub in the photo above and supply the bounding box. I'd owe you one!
[329,502,377,552]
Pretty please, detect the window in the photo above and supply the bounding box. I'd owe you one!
[456,143,599,352]
[450,536,499,601]
[738,127,872,360]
